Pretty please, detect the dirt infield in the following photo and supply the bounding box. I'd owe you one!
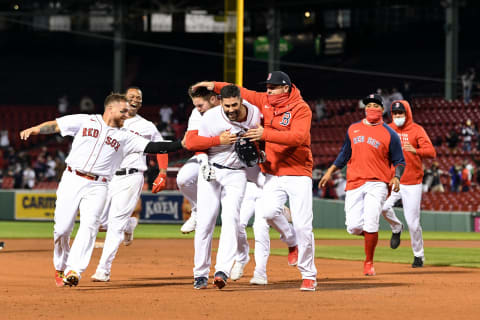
[1,239,479,320]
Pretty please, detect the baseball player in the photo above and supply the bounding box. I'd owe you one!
[382,100,436,268]
[192,84,262,290]
[231,165,296,285]
[319,94,405,276]
[192,71,317,291]
[91,87,169,282]
[20,93,184,287]
[178,87,236,233]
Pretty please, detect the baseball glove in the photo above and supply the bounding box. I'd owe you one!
[234,137,263,167]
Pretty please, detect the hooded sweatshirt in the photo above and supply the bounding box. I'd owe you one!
[388,100,436,185]
[213,82,313,177]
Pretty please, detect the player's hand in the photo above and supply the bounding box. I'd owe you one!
[403,142,417,154]
[191,81,215,92]
[181,134,187,148]
[219,130,236,145]
[319,172,332,188]
[389,177,400,192]
[20,126,39,140]
[243,124,264,142]
[152,172,167,193]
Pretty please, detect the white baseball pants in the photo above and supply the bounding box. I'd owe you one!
[382,183,424,258]
[261,174,316,280]
[193,167,246,279]
[95,172,144,275]
[344,181,388,235]
[176,157,199,220]
[54,170,108,276]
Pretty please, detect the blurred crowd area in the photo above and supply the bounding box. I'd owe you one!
[2,88,480,211]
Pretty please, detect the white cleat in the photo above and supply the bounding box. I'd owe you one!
[91,271,110,282]
[181,216,197,234]
[249,275,268,285]
[230,261,247,281]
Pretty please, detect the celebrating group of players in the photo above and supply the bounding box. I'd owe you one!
[19,69,435,291]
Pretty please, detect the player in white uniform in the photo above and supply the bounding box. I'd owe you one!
[193,85,262,290]
[20,93,184,287]
[90,87,167,282]
[231,166,297,285]
[178,87,236,233]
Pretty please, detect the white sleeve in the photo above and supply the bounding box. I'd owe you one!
[198,113,211,137]
[123,131,150,155]
[56,114,90,137]
[187,109,202,131]
[150,123,164,142]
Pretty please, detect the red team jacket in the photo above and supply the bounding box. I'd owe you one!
[213,82,313,177]
[333,120,406,191]
[388,100,436,185]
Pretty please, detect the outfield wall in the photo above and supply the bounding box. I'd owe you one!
[0,190,476,232]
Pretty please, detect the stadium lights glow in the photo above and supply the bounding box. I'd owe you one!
[13,4,20,10]
[304,11,311,18]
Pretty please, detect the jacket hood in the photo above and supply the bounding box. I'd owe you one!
[273,84,305,114]
[389,100,413,130]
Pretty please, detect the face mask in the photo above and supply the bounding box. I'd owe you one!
[365,108,383,124]
[393,117,406,127]
[267,92,289,107]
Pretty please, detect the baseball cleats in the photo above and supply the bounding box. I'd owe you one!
[124,216,139,246]
[412,256,424,268]
[91,271,110,282]
[230,261,247,281]
[390,225,403,249]
[193,277,208,290]
[213,271,228,289]
[288,245,298,266]
[0,241,4,250]
[55,270,65,287]
[63,270,80,287]
[300,279,317,291]
[249,275,268,285]
[181,216,197,234]
[363,261,376,276]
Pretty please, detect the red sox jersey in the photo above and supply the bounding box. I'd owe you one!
[198,100,261,169]
[56,114,150,177]
[333,120,405,191]
[187,108,203,131]
[118,114,164,171]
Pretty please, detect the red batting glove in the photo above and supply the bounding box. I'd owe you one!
[152,173,167,193]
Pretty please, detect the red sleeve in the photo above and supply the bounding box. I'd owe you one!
[184,130,221,151]
[415,126,436,158]
[214,82,266,113]
[262,104,312,146]
[156,154,168,170]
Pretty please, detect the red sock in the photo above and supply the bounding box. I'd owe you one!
[364,232,378,262]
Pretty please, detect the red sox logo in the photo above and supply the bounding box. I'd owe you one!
[83,128,120,151]
[279,112,291,126]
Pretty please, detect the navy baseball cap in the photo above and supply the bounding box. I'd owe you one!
[391,101,406,113]
[264,71,292,87]
[362,94,384,107]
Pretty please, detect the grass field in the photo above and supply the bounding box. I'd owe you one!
[1,221,480,268]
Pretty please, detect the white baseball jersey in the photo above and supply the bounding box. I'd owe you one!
[56,114,150,177]
[198,100,261,169]
[118,114,164,171]
[187,108,202,131]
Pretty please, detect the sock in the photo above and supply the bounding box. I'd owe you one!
[364,231,378,262]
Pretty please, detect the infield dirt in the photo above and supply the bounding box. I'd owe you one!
[1,239,479,319]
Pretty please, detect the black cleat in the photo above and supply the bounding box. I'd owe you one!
[390,231,402,249]
[412,256,424,268]
[213,271,228,289]
[193,277,208,290]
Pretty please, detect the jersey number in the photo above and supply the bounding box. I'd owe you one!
[279,112,291,126]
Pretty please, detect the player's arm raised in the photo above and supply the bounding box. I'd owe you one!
[20,120,60,140]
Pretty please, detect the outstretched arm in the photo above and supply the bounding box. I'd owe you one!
[20,120,60,140]
[144,140,184,154]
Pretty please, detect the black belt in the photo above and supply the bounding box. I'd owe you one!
[212,163,245,170]
[115,168,140,176]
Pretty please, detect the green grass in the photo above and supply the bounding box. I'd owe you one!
[1,221,480,268]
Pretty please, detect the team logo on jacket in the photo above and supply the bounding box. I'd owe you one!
[279,112,291,126]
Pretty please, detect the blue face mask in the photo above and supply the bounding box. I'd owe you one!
[393,117,405,127]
